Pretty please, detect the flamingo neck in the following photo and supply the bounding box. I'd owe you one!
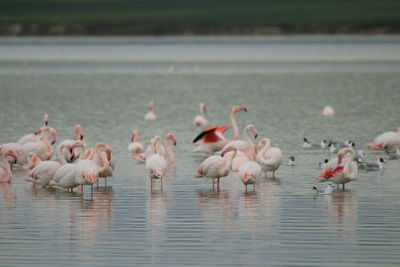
[224,149,237,171]
[230,109,240,140]
[343,150,356,178]
[1,154,12,175]
[164,137,175,165]
[243,127,254,145]
[42,134,53,160]
[95,146,109,173]
[57,144,68,165]
[29,155,41,169]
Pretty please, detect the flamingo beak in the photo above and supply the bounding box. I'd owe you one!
[34,129,42,135]
[170,135,177,146]
[51,137,56,145]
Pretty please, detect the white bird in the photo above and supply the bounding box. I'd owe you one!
[303,138,328,149]
[128,130,144,158]
[193,103,207,127]
[313,182,334,195]
[17,114,57,145]
[146,137,168,190]
[388,147,400,160]
[195,145,237,191]
[318,159,329,169]
[57,124,86,163]
[22,127,56,161]
[0,143,28,168]
[322,106,335,116]
[238,161,261,192]
[288,156,296,166]
[144,101,156,121]
[0,149,17,183]
[368,128,400,152]
[360,158,385,171]
[91,143,114,186]
[222,124,258,161]
[256,138,283,178]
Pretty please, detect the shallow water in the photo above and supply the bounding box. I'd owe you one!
[0,36,400,266]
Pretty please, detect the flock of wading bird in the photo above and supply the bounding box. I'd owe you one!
[0,102,400,199]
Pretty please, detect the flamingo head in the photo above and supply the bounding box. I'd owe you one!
[149,101,155,110]
[71,140,84,151]
[74,124,84,141]
[246,124,258,139]
[242,172,250,183]
[257,138,271,151]
[34,129,43,135]
[221,145,236,157]
[166,133,177,146]
[29,153,39,169]
[3,149,17,164]
[232,105,247,113]
[131,130,138,142]
[50,128,57,145]
[43,114,49,126]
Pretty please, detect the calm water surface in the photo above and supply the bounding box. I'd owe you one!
[0,36,400,266]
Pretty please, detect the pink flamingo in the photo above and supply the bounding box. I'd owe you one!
[144,101,156,121]
[192,105,247,154]
[368,128,400,151]
[256,138,283,178]
[57,124,86,163]
[0,143,28,168]
[239,161,261,192]
[92,142,115,187]
[222,124,258,160]
[0,150,17,183]
[26,143,71,187]
[146,137,166,190]
[22,127,56,161]
[317,147,358,190]
[194,103,207,127]
[128,130,145,161]
[18,114,56,145]
[194,145,237,191]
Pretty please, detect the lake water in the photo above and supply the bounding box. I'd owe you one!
[0,36,400,266]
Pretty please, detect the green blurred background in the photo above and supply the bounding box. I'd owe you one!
[2,0,400,35]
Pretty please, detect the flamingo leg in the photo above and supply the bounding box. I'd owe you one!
[217,178,220,191]
[161,177,163,192]
[90,184,94,200]
[253,184,255,192]
[272,171,275,179]
[245,184,247,193]
[96,179,99,189]
[337,184,339,190]
[105,177,107,187]
[81,185,84,195]
[151,179,153,190]
[212,179,215,190]
[343,183,345,190]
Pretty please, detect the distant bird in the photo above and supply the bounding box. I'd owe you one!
[144,101,156,121]
[354,150,365,163]
[17,114,56,145]
[313,182,334,195]
[318,159,329,169]
[303,138,328,149]
[128,130,144,161]
[322,106,335,116]
[193,103,207,127]
[360,158,385,171]
[288,156,296,166]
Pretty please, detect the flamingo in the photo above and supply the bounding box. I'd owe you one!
[194,145,237,191]
[144,133,176,161]
[317,147,358,189]
[322,106,335,116]
[92,143,115,187]
[22,127,56,161]
[193,103,207,127]
[192,105,247,154]
[145,137,167,190]
[238,161,261,192]
[256,138,283,178]
[0,143,28,168]
[26,143,72,187]
[368,128,400,152]
[0,150,17,183]
[57,124,86,163]
[128,130,144,160]
[144,101,156,121]
[17,114,56,145]
[222,124,258,160]
[192,125,231,154]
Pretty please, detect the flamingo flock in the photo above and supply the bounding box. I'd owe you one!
[0,103,399,200]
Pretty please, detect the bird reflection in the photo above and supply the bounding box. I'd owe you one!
[197,189,237,221]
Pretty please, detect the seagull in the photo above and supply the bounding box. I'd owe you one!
[388,147,400,160]
[313,182,334,195]
[288,156,295,166]
[360,158,386,171]
[303,138,328,149]
[318,159,329,169]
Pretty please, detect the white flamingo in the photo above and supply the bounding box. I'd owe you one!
[222,124,258,160]
[22,127,56,161]
[0,143,28,168]
[193,103,207,127]
[317,147,358,189]
[91,142,115,187]
[238,161,261,192]
[0,150,17,183]
[17,114,57,145]
[146,137,167,190]
[57,124,86,163]
[128,130,144,160]
[194,145,237,191]
[256,138,283,178]
[368,128,400,152]
[26,143,72,187]
[144,101,156,121]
